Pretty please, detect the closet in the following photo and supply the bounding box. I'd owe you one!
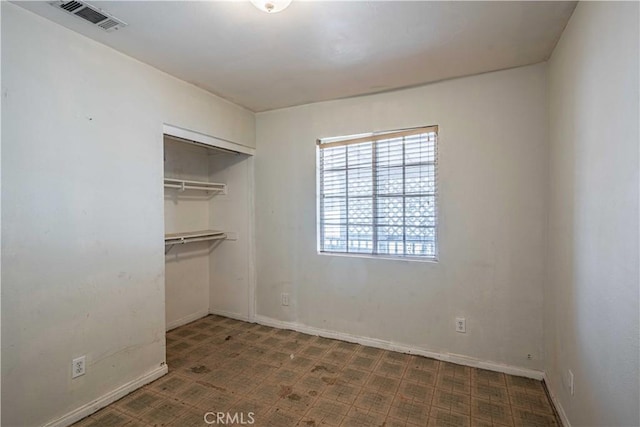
[163,127,255,331]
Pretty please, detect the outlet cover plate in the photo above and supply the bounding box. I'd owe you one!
[281,293,290,306]
[72,355,86,378]
[568,369,574,395]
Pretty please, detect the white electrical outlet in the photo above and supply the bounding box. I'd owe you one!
[281,293,290,306]
[455,317,466,333]
[72,356,86,379]
[568,369,574,395]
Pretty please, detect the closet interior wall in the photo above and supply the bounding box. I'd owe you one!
[164,138,212,330]
[208,152,254,320]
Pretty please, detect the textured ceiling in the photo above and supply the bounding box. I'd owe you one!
[17,1,576,112]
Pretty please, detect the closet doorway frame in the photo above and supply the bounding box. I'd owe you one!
[162,123,257,330]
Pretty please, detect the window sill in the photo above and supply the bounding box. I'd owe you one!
[317,251,439,264]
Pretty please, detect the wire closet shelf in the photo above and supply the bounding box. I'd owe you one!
[164,178,227,194]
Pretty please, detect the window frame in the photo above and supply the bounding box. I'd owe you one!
[316,126,439,262]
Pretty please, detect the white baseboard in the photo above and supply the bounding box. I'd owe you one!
[166,309,210,331]
[209,308,250,322]
[43,364,168,427]
[254,315,544,380]
[543,373,571,427]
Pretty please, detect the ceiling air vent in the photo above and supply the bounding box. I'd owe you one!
[50,0,127,32]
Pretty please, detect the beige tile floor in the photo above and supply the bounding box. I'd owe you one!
[74,315,561,427]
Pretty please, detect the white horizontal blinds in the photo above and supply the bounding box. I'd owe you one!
[319,127,437,258]
[375,131,437,257]
[319,142,374,254]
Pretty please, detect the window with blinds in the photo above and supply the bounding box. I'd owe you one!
[317,126,438,259]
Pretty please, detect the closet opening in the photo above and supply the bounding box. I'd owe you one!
[162,126,256,370]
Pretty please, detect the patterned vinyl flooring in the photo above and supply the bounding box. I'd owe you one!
[73,315,561,427]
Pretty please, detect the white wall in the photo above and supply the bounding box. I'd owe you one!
[209,154,255,320]
[0,2,3,422]
[1,4,254,426]
[255,63,548,371]
[546,2,639,426]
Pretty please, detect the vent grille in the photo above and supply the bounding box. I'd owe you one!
[60,1,82,12]
[98,19,120,31]
[75,6,107,24]
[50,1,128,32]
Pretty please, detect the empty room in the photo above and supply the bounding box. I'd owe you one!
[1,1,638,426]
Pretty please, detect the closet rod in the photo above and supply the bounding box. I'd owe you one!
[164,183,226,192]
[165,232,227,245]
[165,235,226,245]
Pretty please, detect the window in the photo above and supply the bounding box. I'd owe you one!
[317,126,438,259]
